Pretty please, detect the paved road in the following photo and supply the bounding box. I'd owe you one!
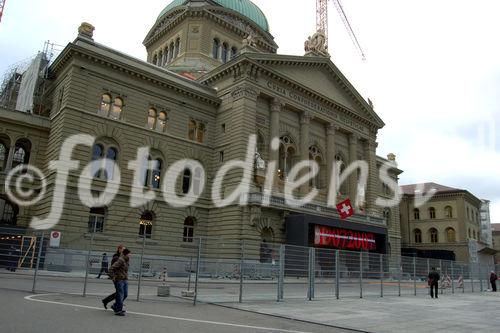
[1,289,356,333]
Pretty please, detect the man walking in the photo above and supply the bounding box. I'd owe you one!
[96,253,109,278]
[428,267,440,298]
[109,248,131,316]
[101,245,123,309]
[490,271,497,292]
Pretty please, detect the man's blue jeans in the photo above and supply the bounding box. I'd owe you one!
[114,280,128,312]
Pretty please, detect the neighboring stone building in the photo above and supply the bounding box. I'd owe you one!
[492,224,500,264]
[400,182,495,264]
[0,0,402,263]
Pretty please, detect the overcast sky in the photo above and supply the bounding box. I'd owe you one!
[1,0,499,223]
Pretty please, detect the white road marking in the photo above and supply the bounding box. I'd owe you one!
[24,294,315,333]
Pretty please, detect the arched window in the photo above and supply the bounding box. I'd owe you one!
[413,208,420,220]
[174,38,180,58]
[182,169,191,194]
[334,153,347,194]
[152,159,162,189]
[110,97,123,120]
[221,42,228,63]
[12,139,31,170]
[212,38,220,59]
[158,111,167,132]
[99,93,111,116]
[0,142,6,170]
[279,135,296,180]
[192,166,203,196]
[429,207,436,219]
[444,206,453,218]
[308,145,323,188]
[473,230,476,239]
[169,42,175,61]
[188,120,206,143]
[148,108,157,130]
[0,198,18,225]
[139,212,153,238]
[446,228,456,242]
[230,46,237,59]
[197,123,205,143]
[91,144,104,178]
[105,147,118,180]
[88,207,106,233]
[188,120,197,141]
[429,228,438,243]
[414,229,422,243]
[260,227,274,263]
[183,217,195,242]
[383,207,391,223]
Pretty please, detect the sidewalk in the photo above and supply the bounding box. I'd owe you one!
[223,292,500,333]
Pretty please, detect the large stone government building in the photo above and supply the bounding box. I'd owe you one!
[0,0,402,261]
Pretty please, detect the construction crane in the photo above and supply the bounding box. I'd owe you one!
[0,0,6,23]
[316,0,366,60]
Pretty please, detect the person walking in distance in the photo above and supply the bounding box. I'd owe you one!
[96,253,109,279]
[489,271,497,292]
[428,267,440,298]
[101,245,123,309]
[109,248,131,316]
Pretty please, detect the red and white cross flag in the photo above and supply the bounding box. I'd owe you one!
[336,198,354,220]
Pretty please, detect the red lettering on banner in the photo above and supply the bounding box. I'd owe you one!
[314,225,377,251]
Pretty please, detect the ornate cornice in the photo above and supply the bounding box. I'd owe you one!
[49,44,220,107]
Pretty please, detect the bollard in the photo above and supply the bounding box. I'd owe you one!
[32,232,45,293]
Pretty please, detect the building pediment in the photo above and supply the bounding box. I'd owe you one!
[200,53,384,129]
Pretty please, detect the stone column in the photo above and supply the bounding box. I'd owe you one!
[5,145,15,171]
[300,112,312,194]
[269,98,282,164]
[325,123,337,190]
[365,139,378,214]
[348,133,358,202]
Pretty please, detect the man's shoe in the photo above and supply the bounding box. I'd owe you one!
[114,311,125,316]
[111,304,117,312]
[102,300,108,310]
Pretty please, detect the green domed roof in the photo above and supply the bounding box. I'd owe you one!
[158,0,269,32]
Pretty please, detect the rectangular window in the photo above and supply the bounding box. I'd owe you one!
[221,123,226,133]
[219,151,224,163]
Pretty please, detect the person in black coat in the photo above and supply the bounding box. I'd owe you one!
[428,267,440,298]
[101,245,124,309]
[490,271,497,292]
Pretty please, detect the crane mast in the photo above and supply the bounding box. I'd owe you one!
[0,0,6,23]
[316,0,366,60]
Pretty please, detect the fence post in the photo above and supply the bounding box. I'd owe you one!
[335,250,340,300]
[380,253,384,297]
[277,244,285,302]
[359,252,363,299]
[239,240,245,303]
[413,256,417,296]
[439,259,443,295]
[461,266,465,293]
[193,237,202,306]
[32,232,45,293]
[397,256,401,297]
[470,264,474,293]
[136,233,147,301]
[83,223,96,297]
[479,265,483,292]
[451,261,455,294]
[308,247,315,301]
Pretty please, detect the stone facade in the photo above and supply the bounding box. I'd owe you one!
[0,0,403,262]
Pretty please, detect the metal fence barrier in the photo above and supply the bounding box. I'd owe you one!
[0,226,498,304]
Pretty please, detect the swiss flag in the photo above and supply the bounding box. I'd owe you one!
[336,198,354,220]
